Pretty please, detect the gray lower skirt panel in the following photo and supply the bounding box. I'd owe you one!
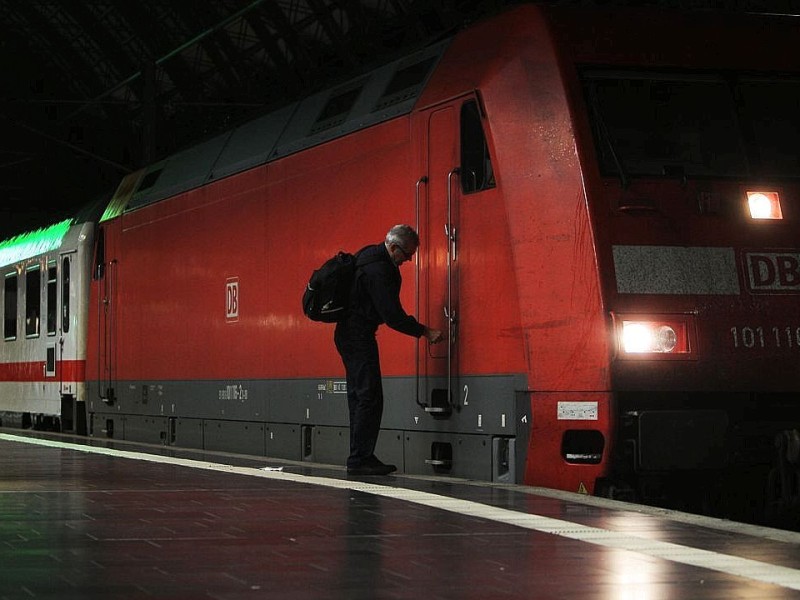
[87,374,529,482]
[88,413,521,483]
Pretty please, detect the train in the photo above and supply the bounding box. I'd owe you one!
[2,4,799,525]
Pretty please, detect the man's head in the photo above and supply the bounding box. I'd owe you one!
[385,224,419,266]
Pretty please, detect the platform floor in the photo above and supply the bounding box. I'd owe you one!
[1,430,800,599]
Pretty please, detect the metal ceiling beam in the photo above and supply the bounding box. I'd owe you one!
[306,0,358,68]
[5,0,107,110]
[60,0,138,98]
[0,112,131,173]
[63,0,275,123]
[107,0,202,106]
[171,2,243,95]
[256,1,320,86]
[243,10,305,97]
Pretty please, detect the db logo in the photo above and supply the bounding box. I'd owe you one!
[226,277,239,321]
[745,252,800,293]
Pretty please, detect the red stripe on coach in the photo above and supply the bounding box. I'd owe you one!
[0,360,86,382]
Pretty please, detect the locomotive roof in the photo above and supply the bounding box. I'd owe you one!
[103,38,449,220]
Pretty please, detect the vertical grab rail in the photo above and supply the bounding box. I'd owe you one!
[107,259,117,403]
[445,168,460,407]
[97,259,117,403]
[95,265,103,401]
[414,176,427,408]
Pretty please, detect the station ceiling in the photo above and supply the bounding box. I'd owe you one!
[1,0,798,237]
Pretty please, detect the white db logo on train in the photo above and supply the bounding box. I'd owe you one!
[226,277,239,321]
[745,252,800,293]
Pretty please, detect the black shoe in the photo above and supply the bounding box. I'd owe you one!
[347,459,397,476]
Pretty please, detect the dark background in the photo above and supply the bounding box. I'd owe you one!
[1,0,798,240]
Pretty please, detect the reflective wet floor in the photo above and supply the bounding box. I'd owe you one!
[1,430,799,599]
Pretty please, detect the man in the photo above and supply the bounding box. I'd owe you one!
[335,224,444,476]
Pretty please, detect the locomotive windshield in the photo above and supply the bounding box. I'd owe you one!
[583,70,800,180]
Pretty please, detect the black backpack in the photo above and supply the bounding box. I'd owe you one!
[302,250,383,322]
[303,250,377,322]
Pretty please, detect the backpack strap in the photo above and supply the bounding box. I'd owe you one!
[351,246,385,297]
[354,245,385,269]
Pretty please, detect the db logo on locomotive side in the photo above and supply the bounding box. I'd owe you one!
[745,252,800,293]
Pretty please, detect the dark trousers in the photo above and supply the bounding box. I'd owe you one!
[334,330,383,468]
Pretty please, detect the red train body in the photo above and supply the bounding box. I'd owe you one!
[3,5,799,522]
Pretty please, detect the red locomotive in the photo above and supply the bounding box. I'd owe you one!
[2,4,799,523]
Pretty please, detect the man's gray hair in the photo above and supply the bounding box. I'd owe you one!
[385,224,419,248]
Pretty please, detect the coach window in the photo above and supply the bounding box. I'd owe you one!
[62,256,70,333]
[26,266,41,338]
[460,100,495,194]
[4,274,17,341]
[47,261,57,336]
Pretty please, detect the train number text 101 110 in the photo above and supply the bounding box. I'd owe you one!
[730,326,800,349]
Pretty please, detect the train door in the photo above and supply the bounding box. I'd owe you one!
[417,97,466,414]
[93,226,117,403]
[57,250,87,433]
[56,253,73,390]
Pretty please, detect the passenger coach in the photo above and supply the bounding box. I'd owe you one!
[1,219,95,434]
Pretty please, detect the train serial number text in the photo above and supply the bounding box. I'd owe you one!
[730,325,800,349]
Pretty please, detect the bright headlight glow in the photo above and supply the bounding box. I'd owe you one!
[622,323,652,353]
[621,321,683,354]
[747,191,783,220]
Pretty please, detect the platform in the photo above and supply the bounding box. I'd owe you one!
[1,429,800,599]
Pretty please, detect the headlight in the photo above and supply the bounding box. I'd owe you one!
[620,319,690,355]
[747,190,783,220]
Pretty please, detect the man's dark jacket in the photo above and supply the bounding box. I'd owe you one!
[336,243,424,338]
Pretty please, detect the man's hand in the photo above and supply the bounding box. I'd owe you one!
[424,327,444,344]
